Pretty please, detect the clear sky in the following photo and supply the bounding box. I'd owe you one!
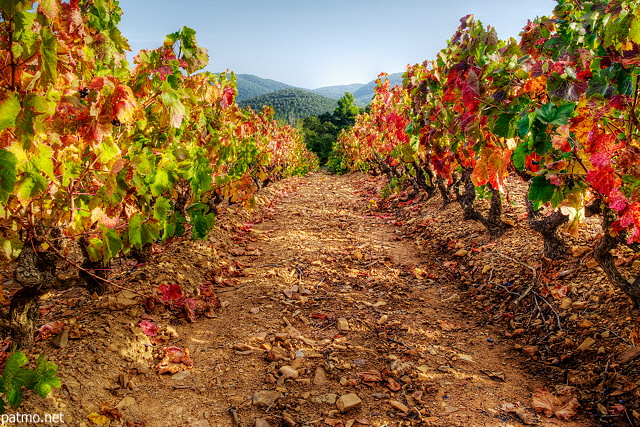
[118,0,556,89]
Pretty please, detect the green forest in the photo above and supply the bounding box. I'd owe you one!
[239,89,338,122]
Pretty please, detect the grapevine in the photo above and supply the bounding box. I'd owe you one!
[337,2,640,303]
[0,0,316,348]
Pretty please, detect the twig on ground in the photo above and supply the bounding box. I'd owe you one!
[227,406,242,426]
[240,258,294,270]
[532,291,562,330]
[491,250,538,305]
[387,337,414,350]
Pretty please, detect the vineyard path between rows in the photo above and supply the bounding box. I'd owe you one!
[24,171,589,427]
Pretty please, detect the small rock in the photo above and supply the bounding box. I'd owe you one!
[377,314,388,325]
[251,332,268,341]
[417,372,430,381]
[576,337,595,352]
[172,371,191,380]
[255,418,270,427]
[114,291,139,309]
[313,367,327,386]
[166,326,179,338]
[275,332,289,341]
[458,354,474,363]
[390,359,413,376]
[313,393,338,405]
[571,301,588,310]
[571,246,590,257]
[522,345,538,357]
[559,298,572,309]
[372,393,390,399]
[437,365,452,373]
[586,259,599,269]
[52,328,69,348]
[337,318,350,331]
[115,396,136,410]
[336,393,362,413]
[454,249,468,257]
[233,342,255,352]
[443,293,461,303]
[266,346,290,362]
[279,365,299,380]
[252,390,283,408]
[389,399,409,413]
[188,420,210,427]
[250,307,260,314]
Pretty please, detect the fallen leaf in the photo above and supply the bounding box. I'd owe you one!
[501,403,539,425]
[532,387,579,420]
[138,320,158,337]
[100,403,122,420]
[156,346,194,374]
[87,412,109,425]
[158,283,183,302]
[184,299,197,323]
[35,320,65,341]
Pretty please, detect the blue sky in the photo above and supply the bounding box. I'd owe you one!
[118,0,556,89]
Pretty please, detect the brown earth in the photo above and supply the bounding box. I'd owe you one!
[14,171,630,426]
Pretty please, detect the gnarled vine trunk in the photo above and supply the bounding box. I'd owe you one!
[525,197,569,260]
[455,167,511,238]
[594,206,640,306]
[1,240,100,348]
[411,161,438,200]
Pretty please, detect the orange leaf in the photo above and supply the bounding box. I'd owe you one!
[532,387,579,420]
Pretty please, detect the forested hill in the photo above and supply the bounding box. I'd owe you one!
[226,73,404,107]
[239,89,338,122]
[231,74,299,101]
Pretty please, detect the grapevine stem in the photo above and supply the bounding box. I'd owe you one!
[46,154,102,236]
[42,236,147,298]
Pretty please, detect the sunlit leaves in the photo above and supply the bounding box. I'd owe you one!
[338,2,640,245]
[535,103,575,126]
[0,93,21,131]
[0,0,33,17]
[0,149,18,204]
[0,0,314,271]
[39,27,58,87]
[129,214,160,250]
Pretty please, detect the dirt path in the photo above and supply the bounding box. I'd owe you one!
[23,172,592,426]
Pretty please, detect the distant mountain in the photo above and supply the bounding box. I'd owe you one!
[311,83,365,101]
[352,72,405,106]
[239,88,338,122]
[228,74,299,102]
[228,72,405,109]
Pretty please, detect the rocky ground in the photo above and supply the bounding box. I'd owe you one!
[11,171,640,426]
